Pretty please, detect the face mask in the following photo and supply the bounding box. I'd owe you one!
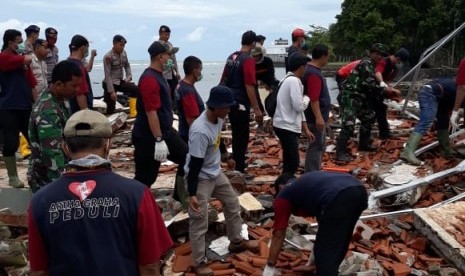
[163,58,174,70]
[396,63,404,70]
[84,49,89,58]
[196,72,203,81]
[17,43,25,55]
[301,40,307,48]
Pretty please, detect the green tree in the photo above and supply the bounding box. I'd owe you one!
[329,0,465,65]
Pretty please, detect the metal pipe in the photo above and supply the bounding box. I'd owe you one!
[398,22,465,114]
[370,160,465,200]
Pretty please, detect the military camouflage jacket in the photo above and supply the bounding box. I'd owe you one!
[28,91,70,191]
[343,57,379,98]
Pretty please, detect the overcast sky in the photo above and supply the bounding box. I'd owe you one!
[1,0,342,61]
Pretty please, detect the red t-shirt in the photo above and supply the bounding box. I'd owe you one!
[139,73,161,111]
[306,74,323,101]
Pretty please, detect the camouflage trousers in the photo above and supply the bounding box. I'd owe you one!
[339,93,376,142]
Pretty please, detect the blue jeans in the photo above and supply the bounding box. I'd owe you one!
[414,86,449,135]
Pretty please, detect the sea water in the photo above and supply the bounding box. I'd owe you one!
[88,60,339,103]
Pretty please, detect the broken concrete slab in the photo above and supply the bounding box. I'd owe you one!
[413,203,465,273]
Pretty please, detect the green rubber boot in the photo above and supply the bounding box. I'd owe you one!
[437,130,454,158]
[4,156,24,188]
[400,132,422,165]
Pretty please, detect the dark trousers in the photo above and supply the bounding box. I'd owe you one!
[374,97,390,138]
[274,127,300,176]
[0,109,31,157]
[133,129,188,188]
[314,186,368,276]
[102,81,139,114]
[229,107,250,173]
[167,78,179,113]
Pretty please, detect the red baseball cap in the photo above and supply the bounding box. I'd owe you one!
[292,28,306,38]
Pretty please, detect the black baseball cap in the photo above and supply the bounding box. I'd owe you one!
[45,27,58,36]
[159,25,171,33]
[25,25,40,34]
[288,52,310,71]
[148,41,171,57]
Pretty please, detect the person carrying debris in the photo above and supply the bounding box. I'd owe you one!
[186,86,259,276]
[29,109,172,275]
[401,79,457,165]
[264,171,368,276]
[336,43,392,162]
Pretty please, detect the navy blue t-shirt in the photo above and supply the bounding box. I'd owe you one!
[29,170,160,275]
[276,171,362,217]
[175,80,205,140]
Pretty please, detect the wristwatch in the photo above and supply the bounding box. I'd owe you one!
[155,136,163,142]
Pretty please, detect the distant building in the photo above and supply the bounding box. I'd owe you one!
[266,38,289,67]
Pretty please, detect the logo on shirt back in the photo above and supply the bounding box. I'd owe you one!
[69,180,96,201]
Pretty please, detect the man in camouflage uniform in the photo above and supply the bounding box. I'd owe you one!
[336,43,389,162]
[27,61,82,192]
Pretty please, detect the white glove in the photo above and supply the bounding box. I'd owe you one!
[154,140,169,162]
[451,110,460,129]
[302,95,310,109]
[262,265,276,276]
[379,81,388,88]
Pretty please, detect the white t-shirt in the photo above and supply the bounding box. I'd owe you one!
[184,111,223,179]
[273,72,307,133]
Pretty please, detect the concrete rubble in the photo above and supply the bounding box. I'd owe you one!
[1,83,465,275]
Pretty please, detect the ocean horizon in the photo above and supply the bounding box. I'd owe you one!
[88,60,338,102]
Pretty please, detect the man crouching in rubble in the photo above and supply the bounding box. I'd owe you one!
[28,110,172,276]
[264,171,368,276]
[186,86,259,276]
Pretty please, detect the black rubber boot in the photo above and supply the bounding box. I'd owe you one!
[336,136,353,162]
[358,129,376,151]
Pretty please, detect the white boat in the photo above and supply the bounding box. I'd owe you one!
[266,38,289,67]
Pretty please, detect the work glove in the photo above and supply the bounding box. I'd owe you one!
[450,109,462,129]
[302,95,310,109]
[154,140,169,162]
[379,81,388,88]
[262,265,276,276]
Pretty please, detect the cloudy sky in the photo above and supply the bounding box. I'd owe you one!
[1,0,342,61]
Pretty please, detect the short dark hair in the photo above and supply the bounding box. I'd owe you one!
[241,30,257,46]
[183,56,202,75]
[65,137,107,154]
[33,38,46,50]
[272,174,296,197]
[51,60,82,84]
[311,44,329,59]
[2,29,21,51]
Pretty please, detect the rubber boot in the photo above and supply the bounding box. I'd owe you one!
[4,156,24,188]
[336,136,353,162]
[400,132,422,165]
[358,129,376,151]
[437,130,454,158]
[128,97,137,118]
[19,134,31,159]
[173,175,188,210]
